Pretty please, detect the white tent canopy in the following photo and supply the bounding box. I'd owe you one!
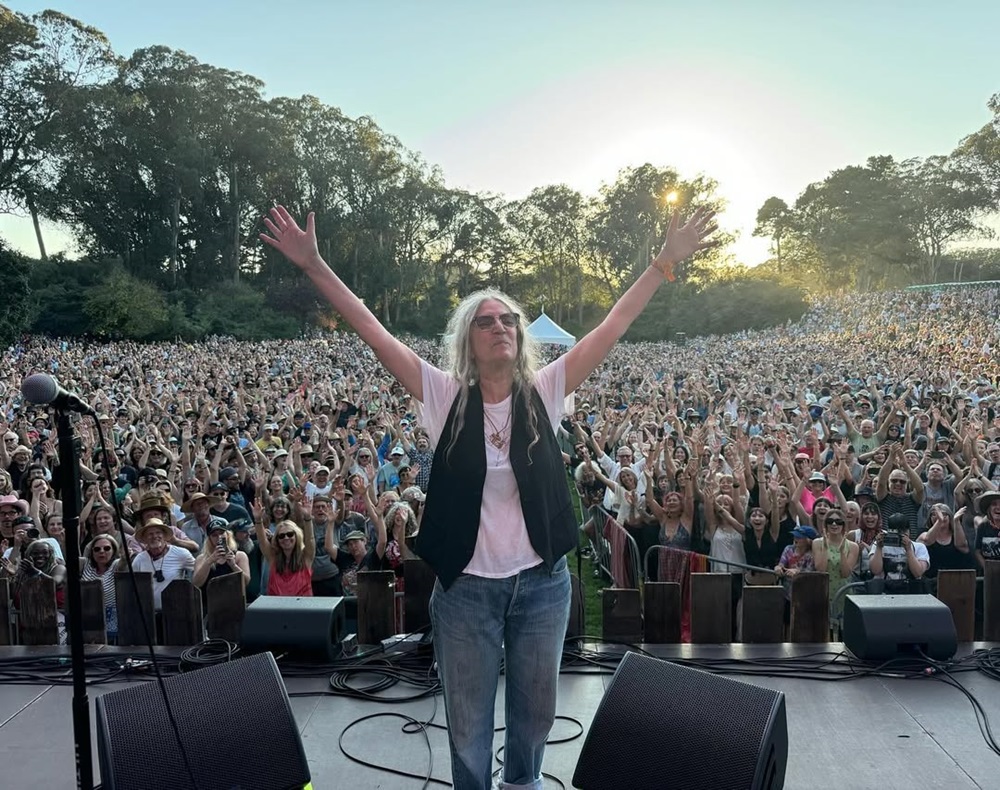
[526,312,576,347]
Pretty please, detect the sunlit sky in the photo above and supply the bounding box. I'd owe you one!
[3,0,999,265]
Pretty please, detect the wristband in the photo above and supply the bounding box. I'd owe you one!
[649,260,676,282]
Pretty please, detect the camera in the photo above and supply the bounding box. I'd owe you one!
[883,531,902,548]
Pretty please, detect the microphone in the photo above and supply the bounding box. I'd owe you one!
[20,373,97,416]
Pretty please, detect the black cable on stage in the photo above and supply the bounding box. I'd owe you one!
[6,633,1000,783]
[179,638,239,671]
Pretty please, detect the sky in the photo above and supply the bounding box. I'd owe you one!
[3,0,999,265]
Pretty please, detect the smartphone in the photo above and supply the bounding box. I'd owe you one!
[217,535,226,549]
[930,451,944,459]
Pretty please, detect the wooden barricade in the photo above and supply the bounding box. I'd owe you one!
[642,582,682,644]
[984,562,1000,643]
[690,573,732,644]
[20,576,59,645]
[206,572,246,643]
[936,569,976,642]
[115,571,155,646]
[789,573,829,643]
[404,559,435,634]
[741,585,785,644]
[602,588,642,644]
[0,580,11,646]
[80,579,107,644]
[357,571,396,645]
[162,580,203,646]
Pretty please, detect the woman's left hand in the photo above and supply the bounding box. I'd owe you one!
[652,207,719,281]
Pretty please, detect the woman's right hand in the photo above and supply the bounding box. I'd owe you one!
[260,207,321,272]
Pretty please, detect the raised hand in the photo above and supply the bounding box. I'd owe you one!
[260,207,321,272]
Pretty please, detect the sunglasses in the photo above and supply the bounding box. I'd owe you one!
[967,488,983,495]
[276,532,296,540]
[93,546,113,553]
[471,312,519,330]
[826,519,845,526]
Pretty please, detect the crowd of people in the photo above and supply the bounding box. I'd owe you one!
[1,284,999,639]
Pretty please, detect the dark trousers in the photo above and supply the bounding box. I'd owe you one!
[311,575,342,597]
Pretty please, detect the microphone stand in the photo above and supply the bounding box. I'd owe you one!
[56,409,94,790]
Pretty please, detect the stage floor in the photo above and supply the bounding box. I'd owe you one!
[1,643,997,789]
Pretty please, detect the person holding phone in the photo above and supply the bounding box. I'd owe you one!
[192,522,250,597]
[869,512,930,590]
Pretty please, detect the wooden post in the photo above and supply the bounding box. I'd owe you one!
[741,586,785,644]
[984,561,1000,643]
[566,574,585,640]
[690,573,732,644]
[20,576,59,645]
[643,582,682,644]
[358,571,396,645]
[206,572,246,643]
[602,588,642,644]
[936,569,976,643]
[404,559,435,634]
[80,579,107,645]
[162,580,204,646]
[0,580,11,647]
[790,572,830,643]
[115,571,155,646]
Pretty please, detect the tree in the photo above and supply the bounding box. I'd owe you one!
[507,185,587,325]
[753,196,793,273]
[587,165,728,300]
[956,92,1000,207]
[0,239,31,346]
[0,7,117,259]
[83,265,168,338]
[793,156,919,290]
[898,155,991,283]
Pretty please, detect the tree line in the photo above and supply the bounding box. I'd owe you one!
[0,6,997,345]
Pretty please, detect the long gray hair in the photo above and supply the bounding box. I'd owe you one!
[441,289,542,462]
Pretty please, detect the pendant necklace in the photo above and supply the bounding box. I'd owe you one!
[484,406,512,451]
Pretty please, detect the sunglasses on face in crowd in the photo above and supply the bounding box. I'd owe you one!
[277,532,295,540]
[471,312,519,330]
[93,545,113,553]
[826,519,845,526]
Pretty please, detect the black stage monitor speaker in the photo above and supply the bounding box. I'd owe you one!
[843,594,957,661]
[96,652,309,790]
[573,652,787,790]
[241,594,345,662]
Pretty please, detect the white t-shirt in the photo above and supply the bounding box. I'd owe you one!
[132,545,195,609]
[868,540,930,580]
[417,357,566,579]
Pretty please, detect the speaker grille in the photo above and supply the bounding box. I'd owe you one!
[96,652,309,790]
[573,652,787,790]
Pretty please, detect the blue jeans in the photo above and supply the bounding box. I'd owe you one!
[430,556,570,790]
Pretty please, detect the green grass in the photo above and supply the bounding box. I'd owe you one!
[568,483,610,637]
[578,547,609,637]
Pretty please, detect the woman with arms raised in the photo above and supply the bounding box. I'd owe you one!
[261,204,716,790]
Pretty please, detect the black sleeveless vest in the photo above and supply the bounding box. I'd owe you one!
[416,381,576,590]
